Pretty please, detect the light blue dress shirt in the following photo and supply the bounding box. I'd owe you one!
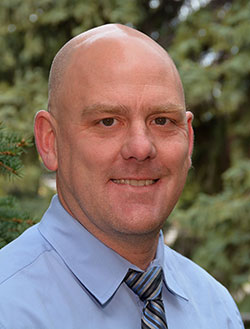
[0,195,244,329]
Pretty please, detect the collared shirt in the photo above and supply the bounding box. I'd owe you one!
[0,195,244,329]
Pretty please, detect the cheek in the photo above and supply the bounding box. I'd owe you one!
[161,139,190,170]
[81,134,121,161]
[70,139,118,182]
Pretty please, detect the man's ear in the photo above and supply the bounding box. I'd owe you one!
[186,111,194,165]
[34,110,58,171]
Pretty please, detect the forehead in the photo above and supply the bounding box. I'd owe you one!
[59,35,184,119]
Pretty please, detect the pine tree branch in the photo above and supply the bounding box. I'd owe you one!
[0,151,16,156]
[0,216,35,225]
[16,139,28,148]
[0,123,32,177]
[0,160,18,175]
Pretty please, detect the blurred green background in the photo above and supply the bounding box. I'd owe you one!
[0,0,249,324]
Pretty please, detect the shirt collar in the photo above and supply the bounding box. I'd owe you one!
[161,240,189,301]
[39,195,188,304]
[152,232,188,301]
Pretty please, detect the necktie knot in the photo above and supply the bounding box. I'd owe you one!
[125,266,168,329]
[125,266,163,301]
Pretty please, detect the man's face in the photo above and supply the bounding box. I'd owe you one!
[54,37,193,243]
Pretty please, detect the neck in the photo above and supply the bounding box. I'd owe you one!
[96,230,160,271]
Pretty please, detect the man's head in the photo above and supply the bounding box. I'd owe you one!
[35,24,193,249]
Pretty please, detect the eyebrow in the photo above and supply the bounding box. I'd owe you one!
[147,103,186,115]
[80,102,186,119]
[81,103,129,118]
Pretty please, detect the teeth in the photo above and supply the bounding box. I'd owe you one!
[112,179,156,186]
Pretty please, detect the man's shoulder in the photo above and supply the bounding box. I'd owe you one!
[0,224,52,285]
[162,245,244,328]
[164,244,226,291]
[163,244,241,312]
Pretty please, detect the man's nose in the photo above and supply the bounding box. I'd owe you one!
[120,123,157,162]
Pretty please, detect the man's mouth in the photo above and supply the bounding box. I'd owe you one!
[111,179,159,187]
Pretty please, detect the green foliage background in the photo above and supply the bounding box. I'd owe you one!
[0,0,249,321]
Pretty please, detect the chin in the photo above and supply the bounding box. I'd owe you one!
[115,213,165,236]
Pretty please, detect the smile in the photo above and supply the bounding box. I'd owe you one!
[111,179,158,186]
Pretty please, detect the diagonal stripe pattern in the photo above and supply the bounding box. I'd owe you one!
[125,266,168,329]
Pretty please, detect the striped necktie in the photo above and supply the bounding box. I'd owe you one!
[125,266,168,329]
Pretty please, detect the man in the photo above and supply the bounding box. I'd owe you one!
[0,24,244,329]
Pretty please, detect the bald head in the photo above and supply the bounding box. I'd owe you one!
[48,24,184,116]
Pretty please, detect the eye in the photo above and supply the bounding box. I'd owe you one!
[100,118,116,126]
[154,117,169,125]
